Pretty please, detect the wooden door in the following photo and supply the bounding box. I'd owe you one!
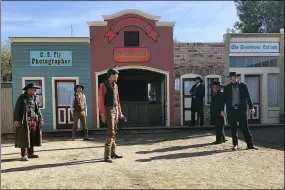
[55,80,77,129]
[245,75,261,124]
[182,78,196,126]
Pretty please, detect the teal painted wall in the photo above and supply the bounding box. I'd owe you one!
[11,42,92,131]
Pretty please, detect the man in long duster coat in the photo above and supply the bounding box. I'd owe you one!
[14,83,44,161]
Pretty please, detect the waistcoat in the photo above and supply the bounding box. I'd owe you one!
[73,94,85,112]
[104,80,118,107]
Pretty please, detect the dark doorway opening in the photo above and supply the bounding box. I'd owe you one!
[98,69,166,127]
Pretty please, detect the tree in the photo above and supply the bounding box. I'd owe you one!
[1,41,12,82]
[233,0,284,33]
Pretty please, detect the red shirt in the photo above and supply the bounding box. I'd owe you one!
[98,82,122,117]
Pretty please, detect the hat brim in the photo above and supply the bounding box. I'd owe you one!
[22,86,40,91]
[227,74,241,77]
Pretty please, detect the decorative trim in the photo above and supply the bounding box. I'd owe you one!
[180,74,202,126]
[95,65,170,128]
[229,53,280,57]
[22,77,46,109]
[52,77,79,130]
[155,22,175,27]
[102,9,161,21]
[86,21,108,26]
[67,108,73,125]
[58,108,66,124]
[9,37,90,43]
[204,74,222,106]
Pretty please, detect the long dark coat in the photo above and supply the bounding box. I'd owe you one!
[210,90,225,125]
[13,92,43,148]
[190,83,205,113]
[222,82,253,123]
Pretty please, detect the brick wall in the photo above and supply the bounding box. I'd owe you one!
[173,42,226,126]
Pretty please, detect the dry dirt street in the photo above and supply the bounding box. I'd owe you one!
[1,126,284,189]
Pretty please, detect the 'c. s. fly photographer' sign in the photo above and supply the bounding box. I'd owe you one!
[30,51,72,66]
[230,42,280,53]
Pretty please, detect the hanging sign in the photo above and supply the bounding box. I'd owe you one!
[105,17,159,43]
[114,48,151,63]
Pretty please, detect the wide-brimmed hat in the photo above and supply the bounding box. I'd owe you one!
[212,81,220,86]
[228,72,241,77]
[194,76,203,83]
[74,84,84,92]
[22,83,40,91]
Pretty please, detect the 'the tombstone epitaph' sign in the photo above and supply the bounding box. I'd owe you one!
[114,48,151,63]
[230,42,280,53]
[30,51,72,66]
[105,17,159,43]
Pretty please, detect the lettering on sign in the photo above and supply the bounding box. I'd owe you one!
[105,17,159,43]
[30,51,72,66]
[230,42,280,53]
[114,48,151,63]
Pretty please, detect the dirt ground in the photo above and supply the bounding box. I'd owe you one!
[1,126,284,189]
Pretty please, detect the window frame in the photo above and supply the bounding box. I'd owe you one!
[267,74,279,107]
[204,75,222,106]
[124,31,140,47]
[22,77,45,109]
[229,56,279,68]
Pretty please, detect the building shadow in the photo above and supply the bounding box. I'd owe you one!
[136,148,233,162]
[1,145,104,156]
[1,158,103,173]
[136,142,214,154]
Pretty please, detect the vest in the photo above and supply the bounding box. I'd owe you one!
[104,80,118,107]
[26,95,36,117]
[73,94,85,112]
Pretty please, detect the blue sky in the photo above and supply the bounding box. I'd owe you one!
[1,1,239,43]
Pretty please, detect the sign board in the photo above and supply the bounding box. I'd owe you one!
[114,48,151,63]
[175,78,180,91]
[30,51,72,66]
[230,42,280,53]
[105,17,159,43]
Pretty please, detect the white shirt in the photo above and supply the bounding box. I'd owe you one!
[70,93,87,116]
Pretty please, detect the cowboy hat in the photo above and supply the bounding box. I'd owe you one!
[74,84,84,92]
[228,72,241,77]
[194,76,203,83]
[22,83,40,91]
[212,81,220,86]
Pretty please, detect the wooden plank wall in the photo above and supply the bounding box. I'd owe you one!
[1,87,14,134]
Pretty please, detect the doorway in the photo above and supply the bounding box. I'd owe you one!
[182,78,197,126]
[98,69,166,127]
[54,79,77,129]
[245,75,261,124]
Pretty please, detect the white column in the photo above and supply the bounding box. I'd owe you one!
[262,73,268,124]
[241,74,245,82]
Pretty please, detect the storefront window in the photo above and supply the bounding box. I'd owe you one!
[229,56,278,68]
[124,31,139,47]
[148,83,156,101]
[24,79,44,108]
[207,78,219,104]
[268,74,279,107]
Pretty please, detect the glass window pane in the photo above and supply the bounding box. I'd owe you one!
[268,74,279,107]
[148,83,157,101]
[207,78,219,104]
[269,57,278,67]
[184,81,195,96]
[57,82,75,106]
[245,76,259,103]
[253,57,262,67]
[245,57,254,67]
[229,57,237,68]
[262,57,270,67]
[237,57,246,67]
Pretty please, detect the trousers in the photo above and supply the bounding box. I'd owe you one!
[104,106,118,158]
[21,119,37,157]
[213,113,225,142]
[72,111,88,139]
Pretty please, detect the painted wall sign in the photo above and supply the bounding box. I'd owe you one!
[105,17,159,43]
[175,78,180,91]
[30,51,72,66]
[230,42,280,53]
[114,48,151,63]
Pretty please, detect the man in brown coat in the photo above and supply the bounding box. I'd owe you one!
[98,68,124,163]
[13,83,44,161]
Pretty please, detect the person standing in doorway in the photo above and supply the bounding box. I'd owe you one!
[71,84,89,141]
[14,83,44,161]
[98,68,124,163]
[190,76,205,127]
[221,72,258,150]
[210,81,226,144]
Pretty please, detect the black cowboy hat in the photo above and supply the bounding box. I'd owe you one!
[212,81,220,86]
[194,76,203,83]
[228,72,241,77]
[74,84,84,92]
[22,83,40,91]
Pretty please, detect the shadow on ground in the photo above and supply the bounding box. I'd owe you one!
[1,158,103,173]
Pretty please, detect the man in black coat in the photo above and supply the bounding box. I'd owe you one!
[210,81,226,144]
[221,72,258,150]
[190,77,205,127]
